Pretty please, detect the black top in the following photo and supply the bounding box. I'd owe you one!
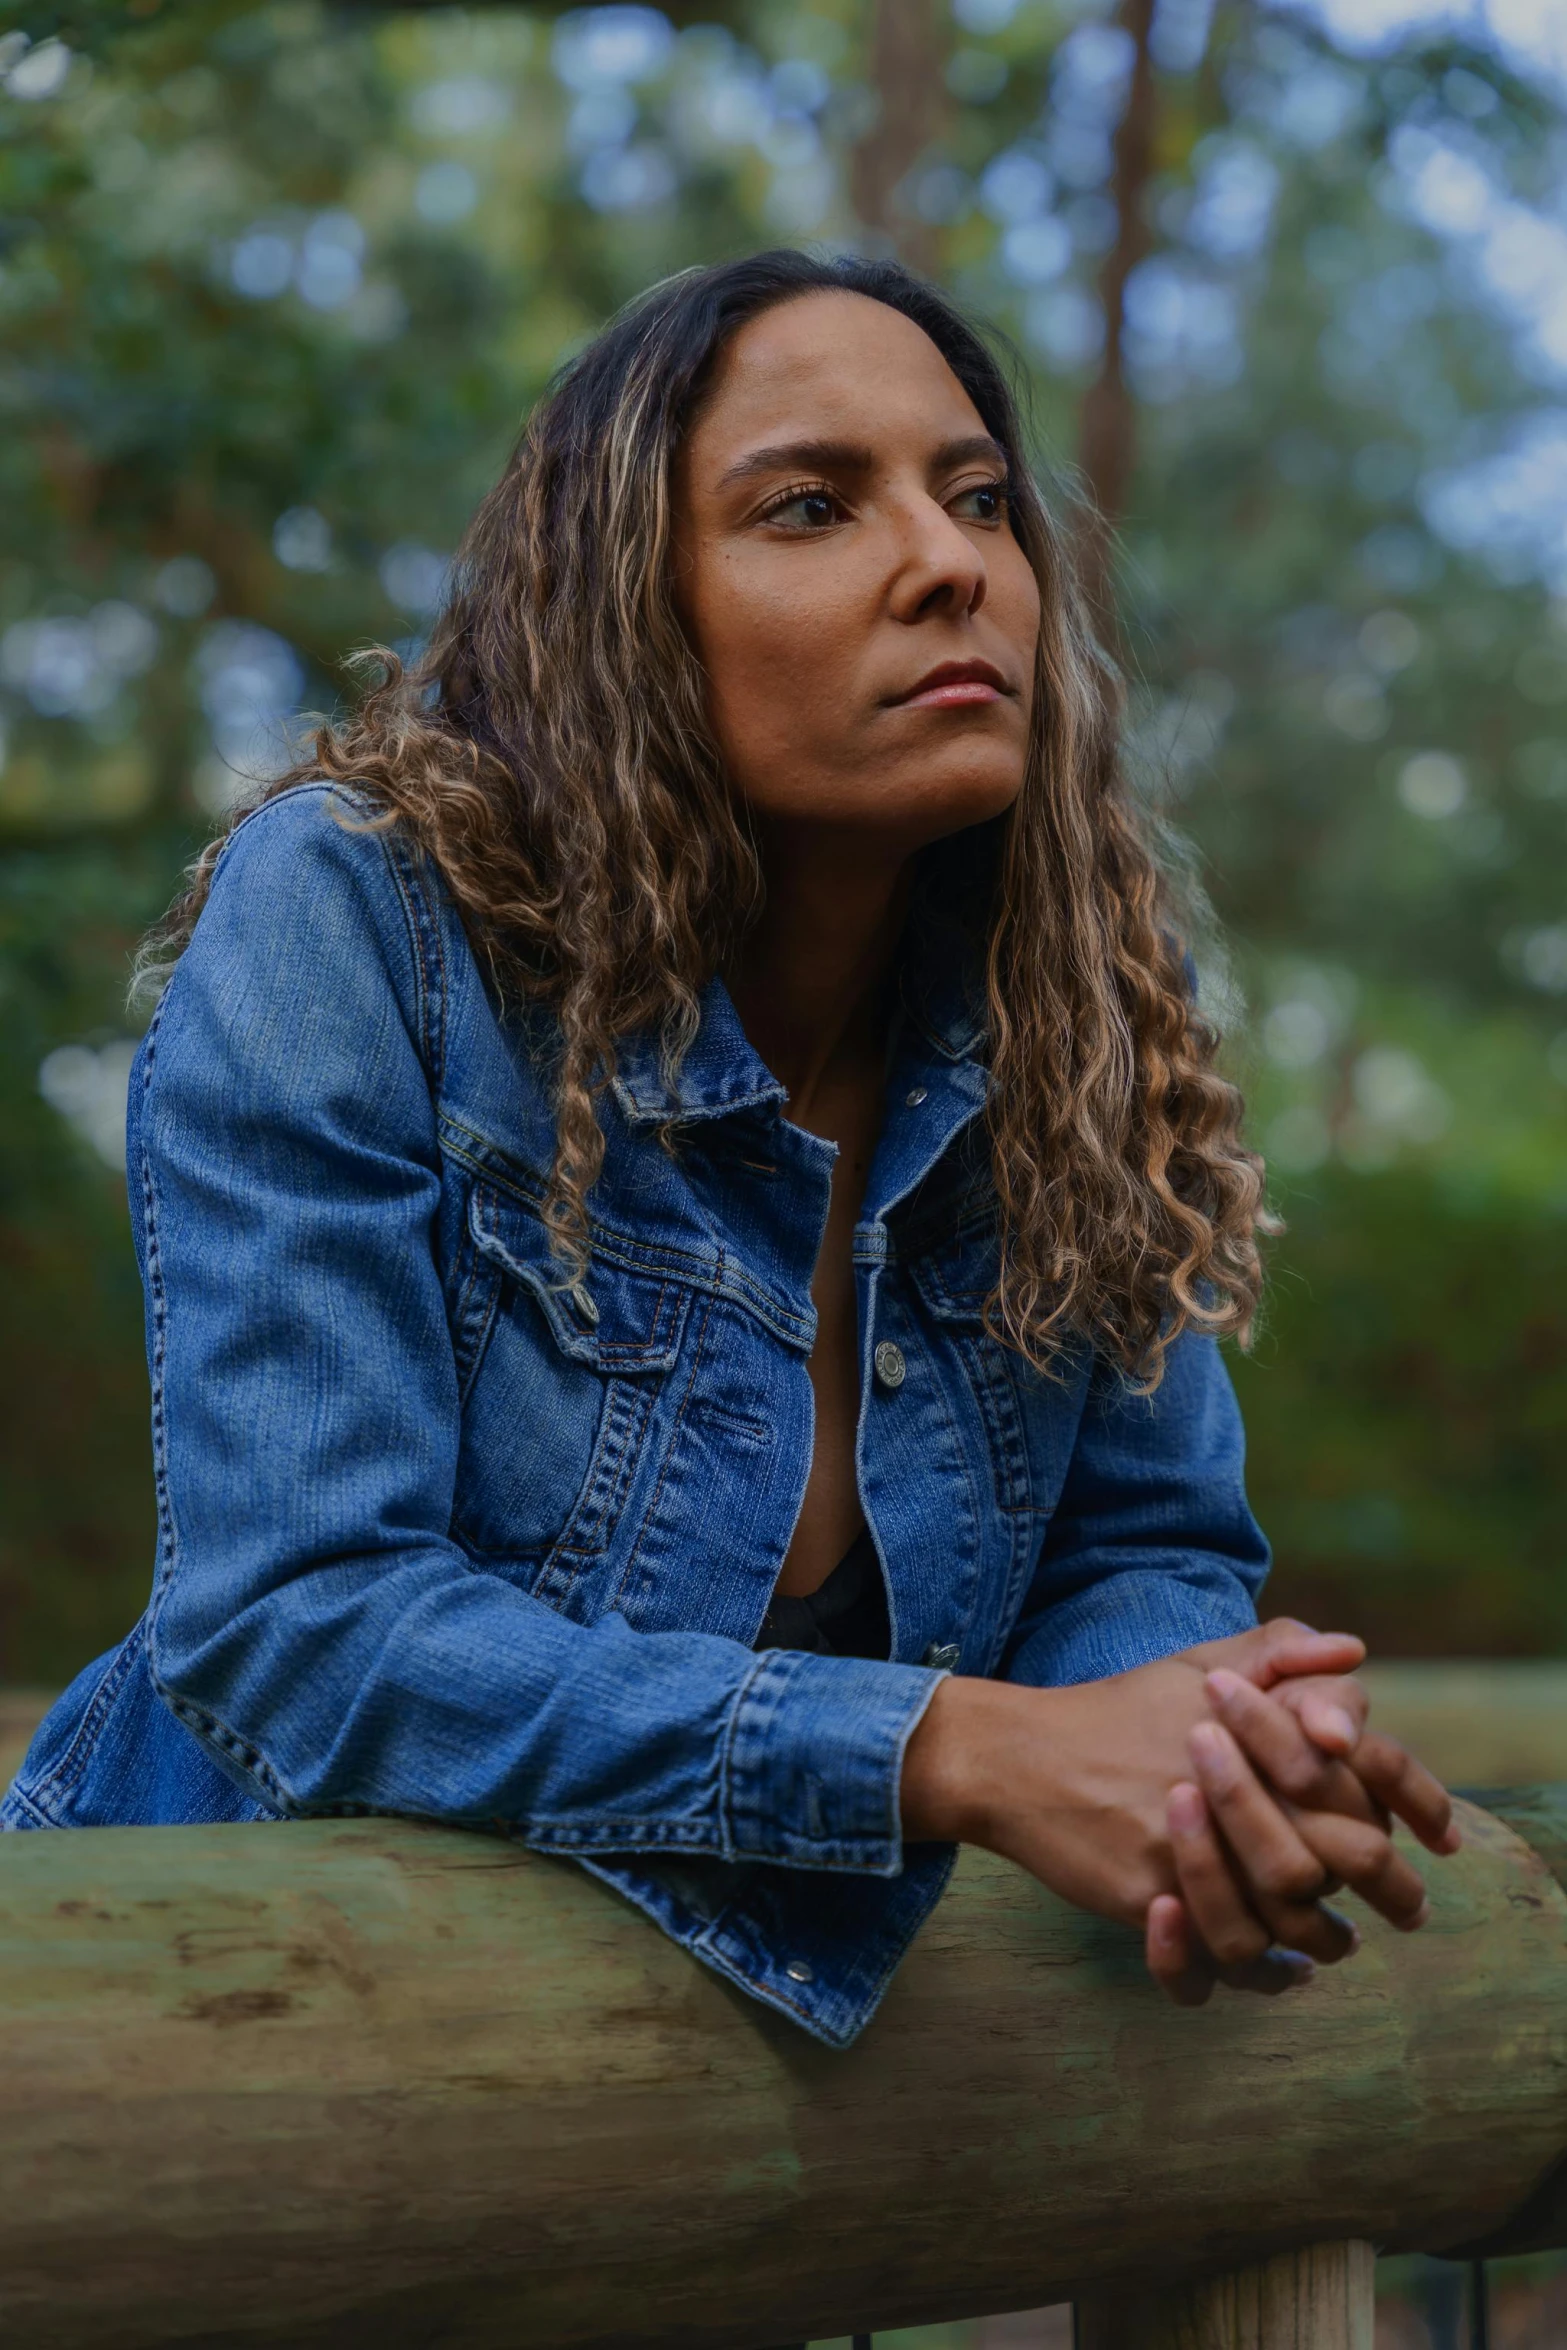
[753,1525,891,1661]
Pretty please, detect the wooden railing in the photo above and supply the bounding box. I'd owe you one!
[1,1788,1565,2349]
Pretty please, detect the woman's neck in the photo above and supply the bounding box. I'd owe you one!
[726,830,912,1129]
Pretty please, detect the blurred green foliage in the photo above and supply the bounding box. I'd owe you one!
[1,0,1564,1677]
[1236,1167,1567,1654]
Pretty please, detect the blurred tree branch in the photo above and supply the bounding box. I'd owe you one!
[18,0,951,268]
[10,0,755,39]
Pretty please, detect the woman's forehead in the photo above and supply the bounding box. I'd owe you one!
[690,290,987,460]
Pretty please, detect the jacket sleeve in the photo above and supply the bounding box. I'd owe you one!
[140,789,941,1874]
[1000,1330,1271,1689]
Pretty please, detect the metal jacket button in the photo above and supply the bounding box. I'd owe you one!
[905,1086,928,1107]
[785,1960,813,1983]
[873,1341,906,1391]
[570,1284,599,1327]
[924,1640,962,1670]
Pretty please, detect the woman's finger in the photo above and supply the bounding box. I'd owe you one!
[1246,1620,1367,1688]
[1350,1729,1462,1856]
[1289,1804,1433,1931]
[1166,1779,1277,1968]
[1215,1947,1319,1998]
[1146,1892,1315,2004]
[1206,1670,1378,1815]
[1191,1620,1366,1690]
[1185,1725,1363,1963]
[1145,1892,1217,2007]
[1264,1681,1458,1859]
[1272,1673,1371,1758]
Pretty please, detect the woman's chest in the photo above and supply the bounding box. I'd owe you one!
[427,1145,1091,1676]
[777,1059,885,1599]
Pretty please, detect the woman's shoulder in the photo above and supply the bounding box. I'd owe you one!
[159,781,470,1078]
[197,778,463,978]
[159,782,546,1132]
[209,778,401,897]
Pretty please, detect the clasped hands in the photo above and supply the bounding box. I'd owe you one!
[899,1618,1460,2007]
[1141,1620,1459,2005]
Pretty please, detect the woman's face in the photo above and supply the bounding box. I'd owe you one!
[674,289,1042,860]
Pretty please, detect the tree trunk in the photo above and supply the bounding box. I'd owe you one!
[1075,0,1158,633]
[849,0,949,269]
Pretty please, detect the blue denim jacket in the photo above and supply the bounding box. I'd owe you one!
[3,784,1269,2044]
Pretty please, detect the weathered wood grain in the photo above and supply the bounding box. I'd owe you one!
[0,1795,1563,2349]
[1075,2241,1375,2350]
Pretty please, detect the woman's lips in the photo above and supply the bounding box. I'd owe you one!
[891,661,1010,710]
[901,677,1003,708]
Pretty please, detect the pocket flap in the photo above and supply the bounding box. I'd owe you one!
[468,1183,689,1373]
[906,1212,1002,1327]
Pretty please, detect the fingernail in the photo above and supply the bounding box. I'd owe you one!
[1322,1706,1358,1748]
[1190,1721,1238,1789]
[1321,1905,1361,1954]
[1409,1898,1432,1931]
[1205,1669,1244,1703]
[1272,1947,1316,1983]
[1168,1782,1206,1835]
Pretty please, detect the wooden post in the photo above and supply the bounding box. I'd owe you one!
[1075,2241,1376,2350]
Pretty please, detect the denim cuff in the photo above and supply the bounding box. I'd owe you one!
[721,1646,946,1873]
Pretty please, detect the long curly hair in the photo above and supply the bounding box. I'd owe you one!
[145,249,1267,1386]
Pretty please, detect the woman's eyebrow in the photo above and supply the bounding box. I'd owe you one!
[716,437,876,491]
[932,433,1009,474]
[714,431,1008,494]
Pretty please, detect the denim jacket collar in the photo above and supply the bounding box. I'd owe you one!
[611,931,987,1130]
[612,980,786,1127]
[898,926,987,1065]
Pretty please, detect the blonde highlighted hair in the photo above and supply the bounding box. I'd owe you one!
[145,249,1266,1386]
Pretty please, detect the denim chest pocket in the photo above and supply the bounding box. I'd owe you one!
[449,1180,693,1593]
[905,1209,1000,1327]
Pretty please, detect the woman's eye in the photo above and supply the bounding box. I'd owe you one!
[766,488,842,531]
[951,481,1006,524]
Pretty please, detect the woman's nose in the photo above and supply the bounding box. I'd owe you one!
[887,499,988,623]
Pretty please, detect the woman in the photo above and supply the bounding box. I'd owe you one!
[3,251,1454,2045]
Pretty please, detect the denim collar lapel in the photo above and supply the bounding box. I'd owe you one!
[611,978,788,1126]
[610,908,987,1129]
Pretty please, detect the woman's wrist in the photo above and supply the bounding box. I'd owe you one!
[901,1674,1046,1845]
[900,1677,971,1840]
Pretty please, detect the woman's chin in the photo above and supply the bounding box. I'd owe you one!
[877,767,1025,847]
